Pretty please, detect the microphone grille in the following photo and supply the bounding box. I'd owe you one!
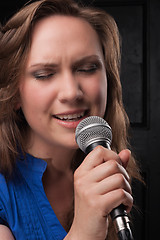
[75,116,112,153]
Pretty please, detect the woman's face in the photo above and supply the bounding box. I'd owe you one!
[19,15,107,152]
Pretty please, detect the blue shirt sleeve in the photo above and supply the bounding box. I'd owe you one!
[0,174,9,226]
[0,158,68,240]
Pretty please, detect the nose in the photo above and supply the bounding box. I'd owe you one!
[58,72,83,103]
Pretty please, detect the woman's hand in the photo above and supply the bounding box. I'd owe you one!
[0,225,15,240]
[66,146,133,240]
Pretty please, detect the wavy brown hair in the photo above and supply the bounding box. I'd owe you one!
[0,0,141,238]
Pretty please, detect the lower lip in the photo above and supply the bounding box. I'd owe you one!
[53,115,88,129]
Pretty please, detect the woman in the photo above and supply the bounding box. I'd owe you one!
[0,0,141,239]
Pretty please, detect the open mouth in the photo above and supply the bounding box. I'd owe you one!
[53,110,89,122]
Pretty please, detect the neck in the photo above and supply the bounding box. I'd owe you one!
[27,143,77,173]
[44,147,77,173]
[26,130,78,172]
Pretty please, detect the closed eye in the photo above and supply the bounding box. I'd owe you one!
[32,69,55,80]
[76,63,100,75]
[33,73,54,80]
[78,65,97,73]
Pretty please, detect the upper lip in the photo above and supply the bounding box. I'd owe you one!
[53,109,88,116]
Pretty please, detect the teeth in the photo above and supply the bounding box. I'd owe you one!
[56,111,85,120]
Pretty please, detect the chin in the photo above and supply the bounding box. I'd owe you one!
[67,142,79,150]
[57,137,79,150]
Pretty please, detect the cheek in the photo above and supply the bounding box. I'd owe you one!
[100,77,108,107]
[20,88,40,114]
[82,76,107,112]
[19,81,57,111]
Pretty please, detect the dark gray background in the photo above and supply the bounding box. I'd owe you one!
[0,0,159,239]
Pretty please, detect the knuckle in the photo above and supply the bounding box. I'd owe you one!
[82,187,90,199]
[95,145,105,155]
[116,173,126,186]
[126,194,134,211]
[96,145,104,151]
[88,197,98,209]
[74,171,83,189]
[80,188,98,208]
[130,195,134,205]
[74,180,85,198]
[109,160,119,171]
[74,176,82,190]
[118,188,126,200]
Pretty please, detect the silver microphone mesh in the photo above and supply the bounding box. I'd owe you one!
[75,116,112,152]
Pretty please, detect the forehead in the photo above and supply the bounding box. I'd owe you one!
[32,15,99,40]
[28,15,103,61]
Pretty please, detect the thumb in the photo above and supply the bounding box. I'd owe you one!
[118,149,131,169]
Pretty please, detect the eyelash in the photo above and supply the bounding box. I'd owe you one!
[32,63,100,80]
[33,72,55,80]
[77,64,98,74]
[32,70,55,80]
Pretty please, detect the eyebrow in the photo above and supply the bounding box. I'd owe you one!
[28,63,58,69]
[73,55,103,68]
[28,55,103,69]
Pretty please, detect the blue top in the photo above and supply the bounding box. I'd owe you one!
[0,153,67,240]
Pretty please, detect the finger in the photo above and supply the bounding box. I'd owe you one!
[95,173,132,196]
[118,149,131,169]
[100,189,133,215]
[79,146,121,172]
[89,160,130,182]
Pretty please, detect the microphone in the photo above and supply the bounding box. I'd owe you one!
[75,116,134,240]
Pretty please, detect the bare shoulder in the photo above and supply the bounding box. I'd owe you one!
[0,225,14,239]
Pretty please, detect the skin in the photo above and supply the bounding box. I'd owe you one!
[0,15,133,240]
[0,225,15,240]
[67,148,132,240]
[19,15,108,161]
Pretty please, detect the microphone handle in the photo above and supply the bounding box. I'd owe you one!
[118,229,134,240]
[110,205,134,240]
[85,141,134,240]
